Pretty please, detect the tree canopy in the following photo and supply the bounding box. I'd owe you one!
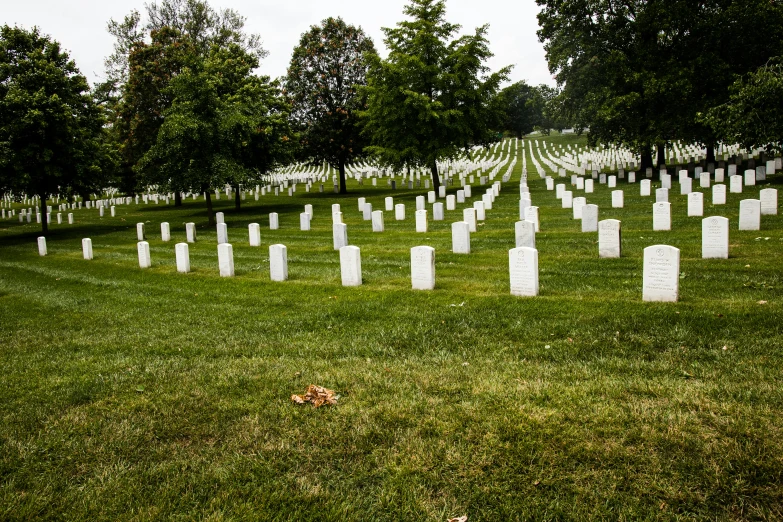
[136,43,292,225]
[285,17,376,194]
[0,25,107,232]
[362,0,509,190]
[536,0,783,168]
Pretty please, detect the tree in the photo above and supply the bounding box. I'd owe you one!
[285,17,376,194]
[704,59,783,153]
[104,0,266,202]
[136,44,292,225]
[496,81,541,138]
[536,0,783,170]
[362,0,509,191]
[0,25,105,233]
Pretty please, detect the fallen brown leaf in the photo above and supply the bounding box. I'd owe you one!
[291,384,338,408]
[447,517,467,522]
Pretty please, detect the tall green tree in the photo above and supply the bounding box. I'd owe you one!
[496,81,543,138]
[704,59,783,153]
[104,0,265,202]
[362,0,509,191]
[536,0,783,170]
[136,44,292,225]
[285,17,376,194]
[0,25,105,233]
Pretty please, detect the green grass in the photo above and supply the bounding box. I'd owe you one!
[1,136,782,521]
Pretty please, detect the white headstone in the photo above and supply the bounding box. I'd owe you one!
[642,245,680,302]
[561,191,573,209]
[411,246,435,290]
[156,222,169,243]
[482,193,493,210]
[661,173,672,189]
[729,175,743,193]
[300,212,311,231]
[305,204,313,219]
[515,220,535,249]
[416,195,425,211]
[339,245,362,286]
[598,219,621,258]
[333,223,348,250]
[738,199,761,230]
[248,223,261,246]
[269,213,279,230]
[81,238,93,260]
[385,197,394,211]
[702,216,729,259]
[640,179,651,196]
[760,188,778,215]
[608,175,617,188]
[427,191,436,204]
[584,179,594,193]
[218,243,234,277]
[395,204,406,221]
[175,243,190,273]
[215,212,224,224]
[137,241,151,268]
[700,172,711,188]
[524,206,540,232]
[653,202,671,231]
[474,201,485,220]
[36,236,47,256]
[269,244,288,281]
[509,247,539,297]
[186,222,197,243]
[362,203,373,221]
[611,190,624,208]
[581,204,598,232]
[68,213,74,224]
[655,188,669,203]
[136,223,146,241]
[687,192,704,217]
[714,168,725,183]
[451,221,470,254]
[415,209,428,232]
[572,196,586,219]
[744,169,755,186]
[217,222,228,243]
[372,210,385,232]
[456,190,465,203]
[446,194,456,211]
[463,207,477,232]
[712,184,726,205]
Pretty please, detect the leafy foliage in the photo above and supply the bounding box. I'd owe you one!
[285,17,376,194]
[362,0,509,190]
[136,44,292,225]
[0,25,108,232]
[104,0,266,198]
[536,0,783,167]
[704,59,783,153]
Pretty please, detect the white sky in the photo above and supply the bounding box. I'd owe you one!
[3,0,556,89]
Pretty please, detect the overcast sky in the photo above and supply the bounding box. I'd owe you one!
[4,0,555,89]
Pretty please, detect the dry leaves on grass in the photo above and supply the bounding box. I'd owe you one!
[291,385,339,408]
[447,517,467,522]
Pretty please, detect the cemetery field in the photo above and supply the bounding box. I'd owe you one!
[2,136,783,521]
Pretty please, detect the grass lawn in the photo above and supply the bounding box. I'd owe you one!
[1,135,782,521]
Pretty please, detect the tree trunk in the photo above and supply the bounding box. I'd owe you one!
[706,144,716,164]
[338,160,347,194]
[234,185,241,211]
[640,146,654,173]
[656,144,666,168]
[430,160,441,193]
[205,191,215,226]
[39,194,48,234]
[174,191,182,207]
